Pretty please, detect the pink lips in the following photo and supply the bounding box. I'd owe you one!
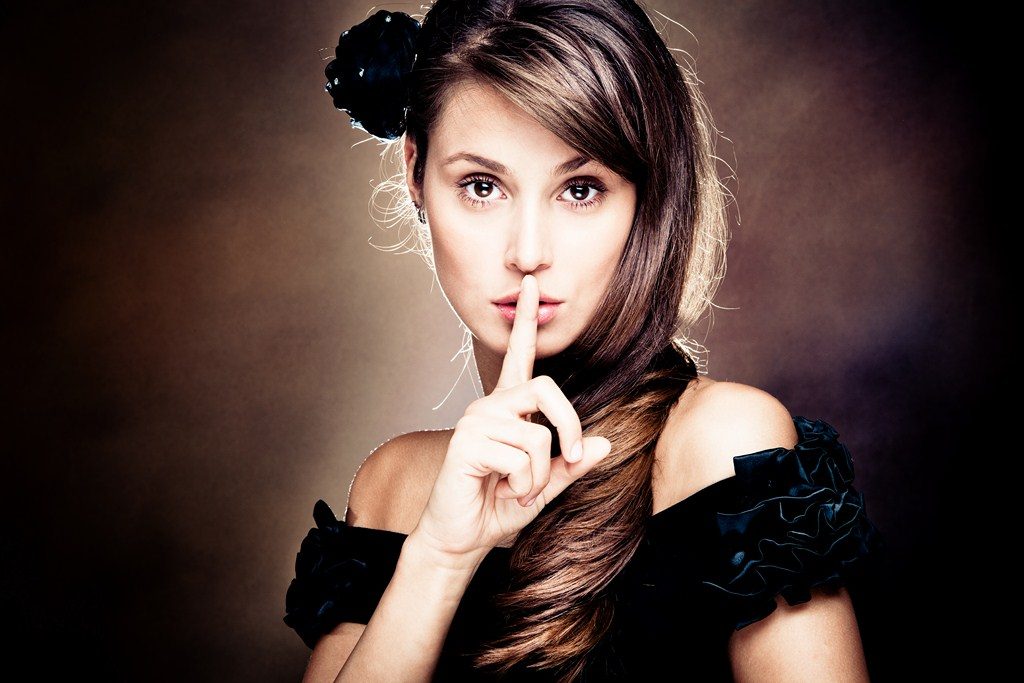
[495,302,560,325]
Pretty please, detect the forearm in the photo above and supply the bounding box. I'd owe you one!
[334,532,488,682]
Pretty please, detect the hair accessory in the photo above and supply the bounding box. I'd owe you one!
[323,10,421,141]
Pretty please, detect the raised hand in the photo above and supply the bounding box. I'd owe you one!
[411,274,613,562]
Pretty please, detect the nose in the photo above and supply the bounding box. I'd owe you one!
[504,199,553,275]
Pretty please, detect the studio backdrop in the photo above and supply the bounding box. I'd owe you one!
[4,1,1002,679]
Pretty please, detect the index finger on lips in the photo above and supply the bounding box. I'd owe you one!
[494,274,538,392]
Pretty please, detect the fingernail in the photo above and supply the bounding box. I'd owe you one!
[569,440,583,462]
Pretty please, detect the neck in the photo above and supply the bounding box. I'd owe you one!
[472,335,572,396]
[472,335,503,396]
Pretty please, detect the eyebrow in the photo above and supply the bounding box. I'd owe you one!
[442,152,592,177]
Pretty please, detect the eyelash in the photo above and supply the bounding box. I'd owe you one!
[454,174,609,210]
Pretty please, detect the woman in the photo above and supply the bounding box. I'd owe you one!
[284,1,884,681]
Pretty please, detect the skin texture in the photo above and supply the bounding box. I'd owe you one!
[306,276,612,682]
[659,379,870,682]
[308,381,870,682]
[300,80,873,682]
[404,80,637,394]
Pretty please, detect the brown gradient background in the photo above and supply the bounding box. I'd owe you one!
[3,0,1003,679]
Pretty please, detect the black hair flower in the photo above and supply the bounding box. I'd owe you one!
[323,10,421,141]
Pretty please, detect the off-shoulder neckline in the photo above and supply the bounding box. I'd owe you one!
[342,471,738,553]
[323,416,827,557]
[648,471,736,522]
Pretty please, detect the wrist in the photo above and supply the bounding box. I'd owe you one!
[402,529,490,575]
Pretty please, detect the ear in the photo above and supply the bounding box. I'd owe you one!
[403,134,421,206]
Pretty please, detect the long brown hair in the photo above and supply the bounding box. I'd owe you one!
[372,0,731,678]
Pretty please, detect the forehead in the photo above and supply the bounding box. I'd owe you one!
[430,81,585,173]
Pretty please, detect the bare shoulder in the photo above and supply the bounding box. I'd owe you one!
[344,427,454,533]
[306,430,451,671]
[653,377,799,508]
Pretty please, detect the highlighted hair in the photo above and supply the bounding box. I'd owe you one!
[368,1,732,678]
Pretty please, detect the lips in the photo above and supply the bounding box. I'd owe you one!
[495,301,561,325]
[492,291,563,305]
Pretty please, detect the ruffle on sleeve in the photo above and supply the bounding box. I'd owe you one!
[283,499,403,649]
[701,416,884,632]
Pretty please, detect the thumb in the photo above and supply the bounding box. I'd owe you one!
[587,436,612,455]
[573,436,612,471]
[540,436,613,502]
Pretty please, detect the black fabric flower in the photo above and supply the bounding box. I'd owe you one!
[323,10,421,141]
[701,417,885,631]
[283,499,402,649]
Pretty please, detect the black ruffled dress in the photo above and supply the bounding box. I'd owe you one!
[283,416,885,681]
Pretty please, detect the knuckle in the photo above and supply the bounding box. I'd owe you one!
[531,425,552,452]
[466,397,497,416]
[515,451,533,480]
[512,457,531,492]
[520,422,545,448]
[448,429,468,452]
[485,387,507,401]
[533,374,557,390]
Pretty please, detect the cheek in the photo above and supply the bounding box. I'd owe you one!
[575,217,631,279]
[577,251,620,297]
[431,220,480,265]
[426,197,501,286]
[428,223,492,301]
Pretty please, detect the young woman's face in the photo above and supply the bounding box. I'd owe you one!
[407,81,637,359]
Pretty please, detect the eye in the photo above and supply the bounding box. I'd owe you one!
[455,175,505,209]
[454,174,609,210]
[559,178,608,209]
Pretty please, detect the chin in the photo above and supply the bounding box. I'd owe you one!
[467,310,574,358]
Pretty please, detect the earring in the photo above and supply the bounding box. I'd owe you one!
[414,202,427,224]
